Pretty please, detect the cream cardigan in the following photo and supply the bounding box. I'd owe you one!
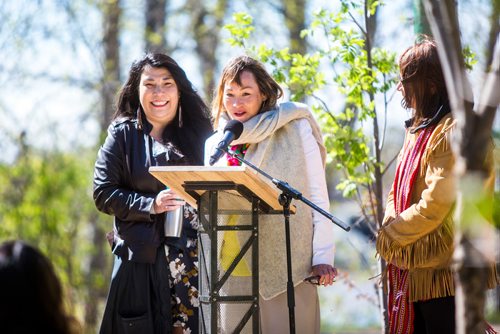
[204,102,335,299]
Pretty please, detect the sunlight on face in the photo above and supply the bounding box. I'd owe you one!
[139,66,179,127]
[223,71,266,123]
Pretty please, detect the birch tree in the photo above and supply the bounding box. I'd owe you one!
[423,1,500,333]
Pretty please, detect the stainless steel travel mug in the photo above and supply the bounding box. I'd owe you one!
[164,206,184,238]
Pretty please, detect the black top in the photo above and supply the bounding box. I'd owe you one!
[405,100,451,133]
[93,116,188,263]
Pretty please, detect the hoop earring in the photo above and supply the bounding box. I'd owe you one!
[178,103,183,128]
[136,107,144,129]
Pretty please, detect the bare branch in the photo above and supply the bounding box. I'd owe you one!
[59,0,103,71]
[348,11,367,38]
[381,152,399,177]
[379,74,389,151]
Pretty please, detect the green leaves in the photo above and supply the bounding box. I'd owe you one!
[224,12,254,47]
[0,147,102,311]
[223,4,398,209]
[462,45,477,71]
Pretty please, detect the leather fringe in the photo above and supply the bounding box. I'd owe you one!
[392,256,499,302]
[409,267,454,302]
[376,218,454,270]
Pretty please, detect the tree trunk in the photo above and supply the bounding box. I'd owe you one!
[455,236,492,333]
[485,0,500,70]
[423,1,500,333]
[145,0,168,53]
[281,0,307,55]
[100,0,121,133]
[84,213,109,330]
[361,2,388,332]
[413,0,432,36]
[186,0,228,99]
[84,0,122,330]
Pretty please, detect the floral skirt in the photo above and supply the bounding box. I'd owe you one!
[165,205,199,333]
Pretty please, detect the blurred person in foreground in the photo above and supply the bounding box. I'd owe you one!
[205,55,337,333]
[93,53,212,334]
[0,240,80,334]
[376,37,499,334]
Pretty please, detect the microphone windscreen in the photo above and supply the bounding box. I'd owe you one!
[224,120,244,140]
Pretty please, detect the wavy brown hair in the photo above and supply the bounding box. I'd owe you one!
[399,37,448,126]
[212,55,283,128]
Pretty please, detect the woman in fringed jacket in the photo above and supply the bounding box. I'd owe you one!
[376,38,499,334]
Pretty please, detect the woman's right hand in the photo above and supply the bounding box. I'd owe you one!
[153,188,186,214]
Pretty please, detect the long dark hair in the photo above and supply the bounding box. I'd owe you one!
[0,240,79,334]
[115,53,213,164]
[212,55,283,128]
[399,37,449,127]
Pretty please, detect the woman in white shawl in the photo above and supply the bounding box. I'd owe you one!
[205,55,337,333]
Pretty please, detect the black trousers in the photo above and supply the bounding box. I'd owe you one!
[413,296,455,334]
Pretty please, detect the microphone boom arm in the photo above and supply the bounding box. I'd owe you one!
[223,147,350,232]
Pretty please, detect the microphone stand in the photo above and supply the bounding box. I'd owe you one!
[220,147,350,334]
[222,148,350,231]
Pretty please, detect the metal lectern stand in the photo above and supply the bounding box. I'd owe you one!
[149,166,288,334]
[195,183,260,334]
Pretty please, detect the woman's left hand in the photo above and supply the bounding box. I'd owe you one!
[311,264,338,286]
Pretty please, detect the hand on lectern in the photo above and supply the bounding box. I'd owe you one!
[153,188,186,214]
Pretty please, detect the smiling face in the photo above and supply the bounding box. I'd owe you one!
[223,70,266,123]
[139,65,179,128]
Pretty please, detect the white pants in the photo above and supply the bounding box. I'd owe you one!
[259,282,320,334]
[218,280,320,334]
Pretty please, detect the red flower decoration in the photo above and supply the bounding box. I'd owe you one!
[226,144,249,166]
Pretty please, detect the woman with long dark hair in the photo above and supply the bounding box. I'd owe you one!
[94,53,213,334]
[0,240,80,334]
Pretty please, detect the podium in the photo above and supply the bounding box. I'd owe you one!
[150,166,293,334]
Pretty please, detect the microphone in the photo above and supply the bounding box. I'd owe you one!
[209,120,244,165]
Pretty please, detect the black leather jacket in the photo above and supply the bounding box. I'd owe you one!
[93,117,187,263]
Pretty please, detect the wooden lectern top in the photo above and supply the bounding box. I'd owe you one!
[149,166,294,212]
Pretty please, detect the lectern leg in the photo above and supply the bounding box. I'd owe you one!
[209,190,218,334]
[198,190,260,334]
[251,196,260,334]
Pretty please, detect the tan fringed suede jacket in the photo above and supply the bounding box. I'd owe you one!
[376,114,499,302]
